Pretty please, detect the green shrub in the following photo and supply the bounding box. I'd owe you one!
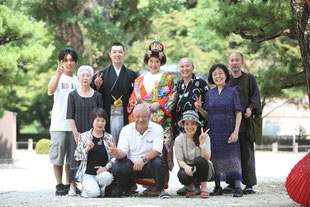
[35,138,51,154]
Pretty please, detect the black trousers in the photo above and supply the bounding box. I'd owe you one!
[177,156,209,186]
[112,157,165,192]
[239,132,257,186]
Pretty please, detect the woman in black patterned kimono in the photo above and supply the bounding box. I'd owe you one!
[174,57,209,137]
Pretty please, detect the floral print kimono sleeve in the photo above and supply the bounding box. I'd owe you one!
[156,73,177,115]
[127,76,142,114]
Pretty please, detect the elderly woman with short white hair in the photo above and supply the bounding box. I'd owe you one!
[67,65,103,196]
[174,57,208,138]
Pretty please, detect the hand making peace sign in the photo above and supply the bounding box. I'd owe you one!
[108,139,118,157]
[85,135,94,153]
[94,71,103,90]
[57,60,64,75]
[199,128,210,145]
[129,98,138,108]
[194,95,202,110]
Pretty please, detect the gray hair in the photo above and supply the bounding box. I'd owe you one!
[178,57,194,68]
[77,65,94,77]
[228,52,244,61]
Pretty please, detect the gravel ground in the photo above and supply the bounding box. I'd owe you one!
[0,150,305,207]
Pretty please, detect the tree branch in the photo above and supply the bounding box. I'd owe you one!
[0,79,20,86]
[263,98,294,118]
[287,71,305,79]
[238,29,291,43]
[0,34,32,45]
[281,81,306,89]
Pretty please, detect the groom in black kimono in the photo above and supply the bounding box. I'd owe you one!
[92,42,137,144]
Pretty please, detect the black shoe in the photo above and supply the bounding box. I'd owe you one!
[122,190,138,197]
[210,187,223,196]
[223,183,235,194]
[243,185,255,194]
[55,184,66,196]
[64,184,70,194]
[130,183,138,192]
[141,188,159,197]
[121,191,133,197]
[176,185,189,195]
[233,187,243,197]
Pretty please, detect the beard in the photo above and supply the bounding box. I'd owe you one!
[231,67,241,73]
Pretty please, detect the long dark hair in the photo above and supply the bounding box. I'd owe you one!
[193,126,202,147]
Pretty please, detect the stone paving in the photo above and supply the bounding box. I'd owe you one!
[0,150,305,207]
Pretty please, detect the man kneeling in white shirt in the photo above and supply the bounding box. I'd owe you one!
[108,104,170,199]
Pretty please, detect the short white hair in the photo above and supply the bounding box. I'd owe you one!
[77,65,94,77]
[179,57,194,68]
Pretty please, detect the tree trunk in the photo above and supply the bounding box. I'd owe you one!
[52,0,114,53]
[45,0,85,51]
[56,22,84,52]
[291,0,310,107]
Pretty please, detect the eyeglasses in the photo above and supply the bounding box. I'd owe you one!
[79,74,92,78]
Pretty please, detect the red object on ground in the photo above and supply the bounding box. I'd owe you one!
[286,153,310,207]
[307,0,310,7]
[133,178,168,189]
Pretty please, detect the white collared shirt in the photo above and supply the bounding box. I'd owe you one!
[143,72,163,94]
[117,121,164,163]
[112,64,122,77]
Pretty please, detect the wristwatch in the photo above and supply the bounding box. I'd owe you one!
[141,156,148,164]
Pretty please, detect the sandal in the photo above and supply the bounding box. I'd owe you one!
[200,191,210,198]
[185,190,195,198]
[210,187,223,196]
[243,186,255,195]
[223,184,235,194]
